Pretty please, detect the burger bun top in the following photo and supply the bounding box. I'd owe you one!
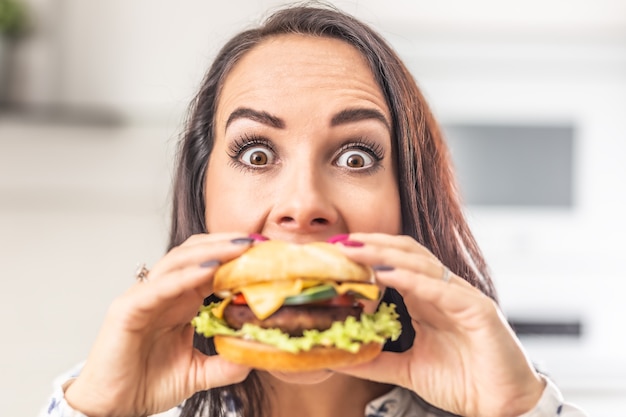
[213,240,373,292]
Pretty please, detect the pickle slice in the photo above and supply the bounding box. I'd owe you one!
[283,284,338,305]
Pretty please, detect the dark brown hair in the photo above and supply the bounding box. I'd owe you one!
[173,3,496,416]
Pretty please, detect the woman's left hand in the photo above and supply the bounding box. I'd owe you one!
[333,233,545,417]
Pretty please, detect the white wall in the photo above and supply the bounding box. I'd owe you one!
[2,0,626,416]
[12,0,625,116]
[394,32,626,415]
[0,123,177,416]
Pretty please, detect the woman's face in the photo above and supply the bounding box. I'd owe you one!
[205,34,401,242]
[204,34,401,383]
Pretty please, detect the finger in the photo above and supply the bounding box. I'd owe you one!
[149,233,252,279]
[377,266,472,305]
[347,233,427,254]
[337,234,474,289]
[132,265,222,327]
[178,231,255,248]
[191,351,251,391]
[378,267,499,332]
[137,261,220,308]
[117,239,255,328]
[337,235,489,326]
[336,236,444,280]
[332,350,413,389]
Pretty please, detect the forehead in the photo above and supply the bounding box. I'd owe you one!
[216,34,390,126]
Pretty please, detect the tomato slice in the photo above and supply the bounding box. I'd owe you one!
[231,293,247,305]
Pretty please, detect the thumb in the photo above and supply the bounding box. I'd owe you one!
[192,351,252,391]
[332,350,412,388]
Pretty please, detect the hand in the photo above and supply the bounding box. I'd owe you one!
[334,233,545,417]
[65,233,254,417]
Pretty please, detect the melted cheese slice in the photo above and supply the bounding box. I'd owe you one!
[301,279,322,289]
[211,295,232,319]
[212,280,380,321]
[335,282,380,300]
[239,279,304,320]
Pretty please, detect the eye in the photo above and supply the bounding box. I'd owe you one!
[336,150,374,169]
[240,146,274,166]
[227,135,277,170]
[334,139,385,172]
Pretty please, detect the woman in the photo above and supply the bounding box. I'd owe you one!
[42,4,587,417]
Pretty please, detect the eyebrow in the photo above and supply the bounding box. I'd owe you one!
[331,108,391,132]
[225,106,390,132]
[226,107,285,130]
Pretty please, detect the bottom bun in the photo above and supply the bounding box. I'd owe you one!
[214,335,383,371]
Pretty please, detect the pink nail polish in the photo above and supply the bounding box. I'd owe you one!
[327,234,349,243]
[249,233,269,241]
[339,240,364,247]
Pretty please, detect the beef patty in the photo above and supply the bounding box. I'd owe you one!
[223,303,362,336]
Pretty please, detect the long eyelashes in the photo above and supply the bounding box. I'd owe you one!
[227,134,275,159]
[226,133,385,172]
[336,138,385,162]
[226,134,275,172]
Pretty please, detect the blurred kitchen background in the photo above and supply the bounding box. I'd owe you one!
[1,0,625,415]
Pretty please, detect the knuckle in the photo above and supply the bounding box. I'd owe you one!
[398,234,416,245]
[182,233,206,245]
[476,294,499,316]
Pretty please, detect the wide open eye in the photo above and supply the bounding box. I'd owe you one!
[239,146,275,167]
[335,149,375,169]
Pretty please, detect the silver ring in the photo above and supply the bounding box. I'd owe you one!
[441,266,451,283]
[135,263,150,282]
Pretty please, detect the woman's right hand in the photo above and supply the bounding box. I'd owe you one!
[64,233,254,417]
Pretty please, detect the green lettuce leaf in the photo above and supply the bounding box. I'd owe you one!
[191,302,402,353]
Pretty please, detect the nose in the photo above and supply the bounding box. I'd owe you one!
[268,164,339,235]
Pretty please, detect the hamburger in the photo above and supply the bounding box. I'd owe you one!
[191,240,401,371]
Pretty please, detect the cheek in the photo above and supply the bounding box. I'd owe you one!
[204,167,267,233]
[340,181,402,235]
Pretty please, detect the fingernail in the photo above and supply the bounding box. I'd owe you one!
[327,234,349,243]
[373,264,395,272]
[339,240,364,247]
[230,237,255,245]
[248,233,269,242]
[200,259,221,268]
